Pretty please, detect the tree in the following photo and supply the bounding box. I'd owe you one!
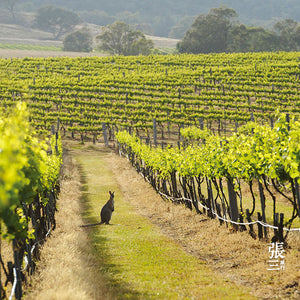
[1,0,19,21]
[227,24,251,52]
[247,27,280,52]
[63,28,93,52]
[129,36,154,55]
[294,26,300,47]
[177,7,237,54]
[177,7,300,53]
[273,19,300,51]
[96,21,154,55]
[34,6,81,40]
[227,25,280,52]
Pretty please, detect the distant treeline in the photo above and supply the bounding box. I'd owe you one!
[178,8,300,53]
[5,0,300,37]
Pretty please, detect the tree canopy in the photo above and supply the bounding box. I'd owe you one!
[34,5,81,40]
[63,28,93,52]
[96,21,154,55]
[177,8,237,53]
[177,8,300,53]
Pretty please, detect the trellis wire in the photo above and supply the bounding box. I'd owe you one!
[157,190,300,232]
[22,227,53,273]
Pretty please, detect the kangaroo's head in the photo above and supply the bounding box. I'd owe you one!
[109,191,115,200]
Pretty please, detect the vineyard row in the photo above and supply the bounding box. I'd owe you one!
[0,103,62,299]
[116,116,300,244]
[0,52,299,140]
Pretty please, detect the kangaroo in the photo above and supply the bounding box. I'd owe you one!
[81,191,115,227]
[100,191,115,224]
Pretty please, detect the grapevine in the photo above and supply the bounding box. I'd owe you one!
[0,102,62,298]
[116,114,300,240]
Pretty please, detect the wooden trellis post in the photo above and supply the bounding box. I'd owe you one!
[227,177,239,229]
[294,178,300,219]
[102,123,109,147]
[153,118,157,147]
[258,180,268,239]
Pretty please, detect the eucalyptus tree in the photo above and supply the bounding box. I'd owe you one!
[96,21,154,55]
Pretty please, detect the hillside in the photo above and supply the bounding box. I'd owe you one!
[1,0,300,37]
[0,17,179,51]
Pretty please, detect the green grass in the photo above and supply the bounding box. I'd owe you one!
[74,147,255,299]
[0,43,61,51]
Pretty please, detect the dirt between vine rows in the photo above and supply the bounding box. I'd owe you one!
[101,146,300,300]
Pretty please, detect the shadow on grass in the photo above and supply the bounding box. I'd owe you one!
[77,161,152,300]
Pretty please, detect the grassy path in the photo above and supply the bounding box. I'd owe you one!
[25,148,112,300]
[74,146,255,299]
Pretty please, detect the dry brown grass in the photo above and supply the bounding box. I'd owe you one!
[104,147,300,300]
[24,149,113,300]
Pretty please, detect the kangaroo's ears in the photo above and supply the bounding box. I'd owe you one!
[109,191,115,196]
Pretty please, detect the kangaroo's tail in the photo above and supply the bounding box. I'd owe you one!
[80,222,102,228]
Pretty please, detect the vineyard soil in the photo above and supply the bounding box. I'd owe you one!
[24,142,300,299]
